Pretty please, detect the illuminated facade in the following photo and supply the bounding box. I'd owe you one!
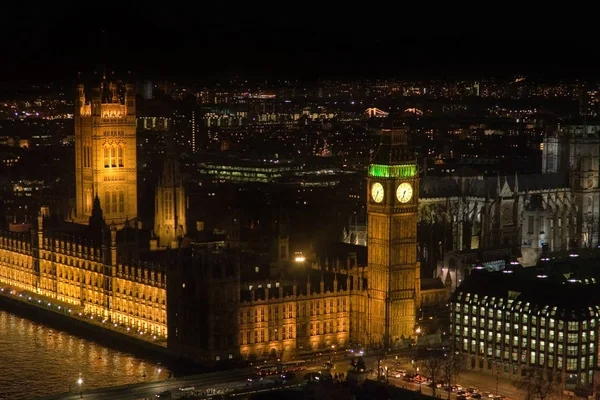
[237,264,369,360]
[367,126,421,347]
[451,264,599,391]
[166,125,445,363]
[74,80,137,226]
[0,84,446,362]
[167,246,370,362]
[0,213,167,338]
[197,161,301,184]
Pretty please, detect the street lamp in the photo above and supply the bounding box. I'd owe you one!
[77,375,83,398]
[493,360,508,397]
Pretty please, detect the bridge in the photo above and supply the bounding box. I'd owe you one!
[365,107,424,118]
[365,107,389,118]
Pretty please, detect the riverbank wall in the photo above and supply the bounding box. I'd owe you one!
[0,286,199,374]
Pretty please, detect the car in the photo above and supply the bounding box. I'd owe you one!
[304,372,321,382]
[178,386,195,392]
[155,391,171,399]
[280,372,296,381]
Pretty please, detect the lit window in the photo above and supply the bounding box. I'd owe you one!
[104,147,109,168]
[117,145,124,167]
[110,147,116,167]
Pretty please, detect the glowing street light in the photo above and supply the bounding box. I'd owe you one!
[294,252,306,263]
[77,375,83,398]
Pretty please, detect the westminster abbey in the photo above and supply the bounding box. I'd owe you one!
[0,80,449,363]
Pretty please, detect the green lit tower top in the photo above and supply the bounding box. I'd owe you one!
[368,121,416,178]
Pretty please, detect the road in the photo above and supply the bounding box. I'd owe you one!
[42,364,321,400]
[376,357,524,400]
[42,349,528,400]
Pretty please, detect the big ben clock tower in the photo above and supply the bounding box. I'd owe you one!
[367,123,420,348]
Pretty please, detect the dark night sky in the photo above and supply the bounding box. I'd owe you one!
[3,6,597,83]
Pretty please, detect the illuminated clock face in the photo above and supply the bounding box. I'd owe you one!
[371,182,384,203]
[396,182,413,203]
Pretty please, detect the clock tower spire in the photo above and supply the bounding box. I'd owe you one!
[367,119,420,349]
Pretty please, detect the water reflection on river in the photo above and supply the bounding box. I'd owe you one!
[0,310,169,399]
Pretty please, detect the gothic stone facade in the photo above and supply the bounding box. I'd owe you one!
[0,215,167,339]
[166,246,371,362]
[420,126,600,284]
[74,81,138,225]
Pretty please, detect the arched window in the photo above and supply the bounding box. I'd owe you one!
[110,147,116,167]
[104,192,111,215]
[164,191,173,220]
[117,145,124,167]
[104,147,109,168]
[119,191,125,213]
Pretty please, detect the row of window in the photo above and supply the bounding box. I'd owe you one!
[103,145,125,168]
[459,338,593,372]
[81,145,127,169]
[455,303,596,331]
[455,327,595,355]
[310,320,347,335]
[104,191,125,214]
[455,323,595,346]
[240,299,350,323]
[241,326,295,345]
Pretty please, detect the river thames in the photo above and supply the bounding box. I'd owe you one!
[0,310,170,400]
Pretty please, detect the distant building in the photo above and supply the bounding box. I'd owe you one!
[342,216,367,247]
[137,117,170,131]
[139,80,153,100]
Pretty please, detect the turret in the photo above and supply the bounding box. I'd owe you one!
[320,272,324,293]
[37,211,44,233]
[125,83,135,116]
[75,84,85,116]
[109,82,118,103]
[110,225,117,269]
[496,173,502,197]
[91,86,101,117]
[333,271,338,292]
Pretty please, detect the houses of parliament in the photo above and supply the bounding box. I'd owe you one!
[0,79,449,363]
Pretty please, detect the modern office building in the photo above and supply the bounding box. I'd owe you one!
[451,258,600,391]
